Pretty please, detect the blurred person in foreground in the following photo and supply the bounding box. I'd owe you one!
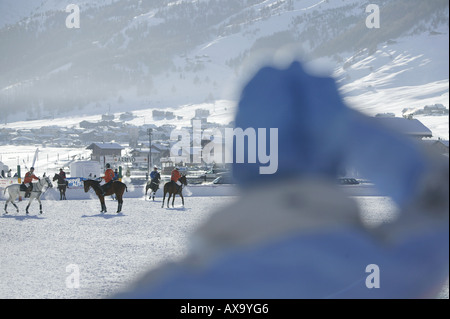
[114,61,448,299]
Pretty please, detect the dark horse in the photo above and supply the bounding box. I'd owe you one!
[161,175,187,208]
[145,179,160,201]
[53,173,68,200]
[83,179,127,213]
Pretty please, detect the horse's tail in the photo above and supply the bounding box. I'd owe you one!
[118,181,128,192]
[3,184,15,197]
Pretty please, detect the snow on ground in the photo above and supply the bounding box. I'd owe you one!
[0,145,92,176]
[0,195,237,299]
[0,193,448,299]
[415,115,449,140]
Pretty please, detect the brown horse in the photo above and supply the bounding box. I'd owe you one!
[53,173,68,200]
[83,179,127,213]
[161,175,187,208]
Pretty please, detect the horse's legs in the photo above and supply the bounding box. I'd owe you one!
[172,193,176,207]
[4,198,9,214]
[116,194,123,213]
[5,189,21,215]
[37,198,43,214]
[9,194,19,213]
[180,193,184,207]
[26,198,34,215]
[167,193,172,208]
[6,203,19,214]
[162,192,166,208]
[100,196,107,213]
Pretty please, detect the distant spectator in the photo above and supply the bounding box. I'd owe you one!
[7,169,12,178]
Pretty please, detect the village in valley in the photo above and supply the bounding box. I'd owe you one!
[0,102,448,190]
[0,105,237,187]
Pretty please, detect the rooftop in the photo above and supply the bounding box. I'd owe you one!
[375,117,432,138]
[86,142,124,150]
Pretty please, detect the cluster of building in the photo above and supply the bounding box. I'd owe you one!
[1,108,233,178]
[1,109,447,182]
[402,104,449,118]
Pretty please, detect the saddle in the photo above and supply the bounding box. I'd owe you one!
[102,181,113,192]
[59,180,68,187]
[171,180,182,194]
[150,179,160,189]
[20,183,32,192]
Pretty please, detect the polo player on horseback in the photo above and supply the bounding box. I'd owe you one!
[100,163,115,196]
[150,166,161,184]
[23,167,39,198]
[59,168,66,179]
[59,168,69,188]
[171,167,182,193]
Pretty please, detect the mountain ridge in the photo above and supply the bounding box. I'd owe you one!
[0,0,448,124]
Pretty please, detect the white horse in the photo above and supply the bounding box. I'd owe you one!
[3,176,53,215]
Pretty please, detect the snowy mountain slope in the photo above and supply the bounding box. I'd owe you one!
[0,0,448,129]
[0,0,120,28]
[337,25,449,118]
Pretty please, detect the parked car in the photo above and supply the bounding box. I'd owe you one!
[212,174,235,185]
[200,168,230,180]
[337,178,360,185]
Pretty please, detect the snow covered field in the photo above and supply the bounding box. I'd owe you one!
[0,194,448,299]
[0,195,236,299]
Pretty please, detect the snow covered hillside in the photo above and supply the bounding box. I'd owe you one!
[0,0,448,127]
[0,0,120,28]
